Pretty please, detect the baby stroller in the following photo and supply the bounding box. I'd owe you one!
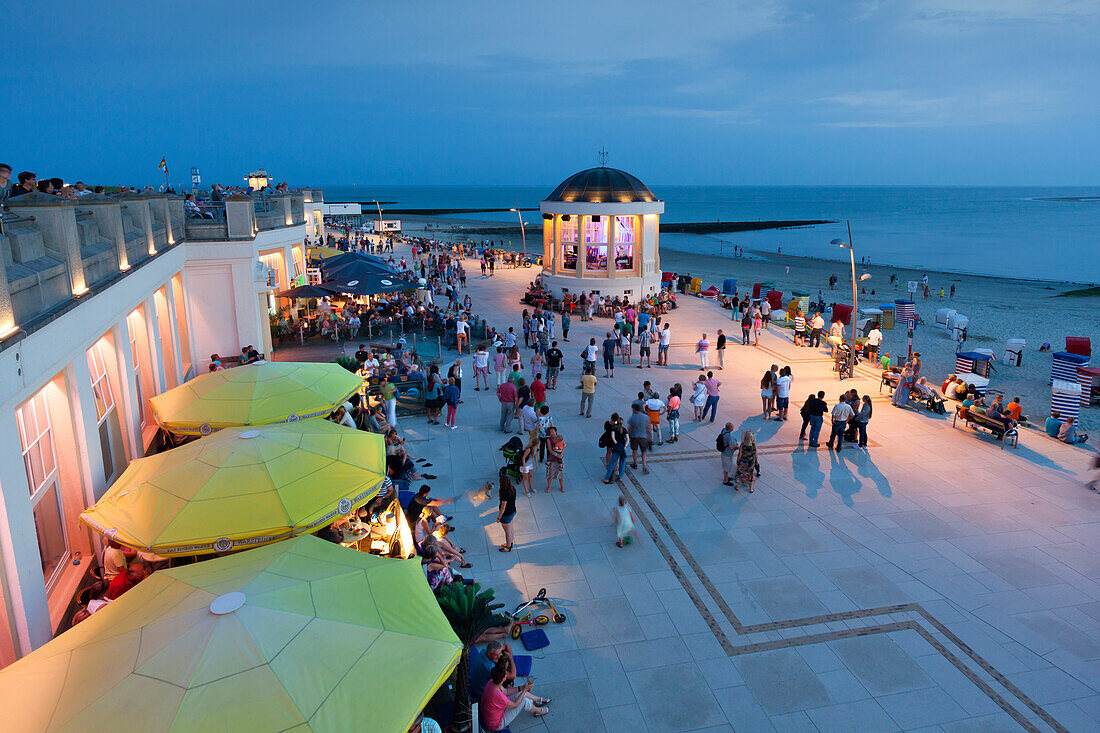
[500,436,524,483]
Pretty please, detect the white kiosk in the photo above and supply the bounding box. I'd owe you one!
[539,167,664,300]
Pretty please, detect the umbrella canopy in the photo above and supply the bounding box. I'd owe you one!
[322,274,415,297]
[150,361,362,436]
[0,535,461,733]
[80,421,386,556]
[275,283,338,300]
[320,252,398,279]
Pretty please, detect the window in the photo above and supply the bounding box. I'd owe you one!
[127,311,150,429]
[172,275,192,377]
[560,217,577,243]
[584,217,608,244]
[562,244,578,270]
[614,216,636,244]
[17,391,69,585]
[585,244,608,271]
[87,341,118,484]
[292,245,306,280]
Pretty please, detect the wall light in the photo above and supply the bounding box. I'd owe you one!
[72,286,90,297]
[0,324,19,340]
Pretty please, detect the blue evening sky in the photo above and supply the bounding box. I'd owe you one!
[4,1,1098,187]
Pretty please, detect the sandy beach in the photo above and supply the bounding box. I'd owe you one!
[397,215,1098,435]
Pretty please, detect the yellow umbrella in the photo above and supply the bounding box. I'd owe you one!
[0,535,460,733]
[80,421,386,556]
[150,361,362,436]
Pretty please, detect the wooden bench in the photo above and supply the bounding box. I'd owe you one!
[953,407,1018,449]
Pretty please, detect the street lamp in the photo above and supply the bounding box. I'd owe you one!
[831,220,860,378]
[509,207,527,258]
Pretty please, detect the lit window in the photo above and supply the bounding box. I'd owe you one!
[614,216,635,243]
[87,343,115,421]
[584,217,608,244]
[562,244,578,270]
[586,245,608,271]
[16,391,69,585]
[560,218,577,243]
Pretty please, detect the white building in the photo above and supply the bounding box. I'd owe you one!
[0,187,323,663]
[539,167,664,300]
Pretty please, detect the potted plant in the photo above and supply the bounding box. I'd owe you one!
[435,582,507,733]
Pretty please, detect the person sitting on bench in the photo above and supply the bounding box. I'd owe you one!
[1005,397,1027,423]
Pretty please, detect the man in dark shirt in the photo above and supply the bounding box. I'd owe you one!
[602,333,618,377]
[804,391,828,446]
[8,171,36,199]
[355,344,369,363]
[545,342,564,389]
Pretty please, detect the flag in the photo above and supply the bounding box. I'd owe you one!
[158,157,167,172]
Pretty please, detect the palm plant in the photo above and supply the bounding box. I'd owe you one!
[333,355,359,373]
[436,582,508,733]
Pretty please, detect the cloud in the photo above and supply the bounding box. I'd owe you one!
[816,87,1062,127]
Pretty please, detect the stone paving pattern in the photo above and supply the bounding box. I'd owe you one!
[310,251,1099,732]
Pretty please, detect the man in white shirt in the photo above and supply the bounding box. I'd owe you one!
[826,396,855,451]
[810,313,825,348]
[456,315,469,354]
[658,323,672,366]
[760,299,771,329]
[473,345,490,390]
[582,338,599,375]
[866,327,883,360]
[774,368,792,421]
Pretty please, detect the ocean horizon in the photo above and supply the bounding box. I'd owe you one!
[317,184,1100,284]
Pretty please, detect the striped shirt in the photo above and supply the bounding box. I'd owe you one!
[794,315,806,332]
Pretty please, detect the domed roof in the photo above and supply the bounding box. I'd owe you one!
[544,167,657,204]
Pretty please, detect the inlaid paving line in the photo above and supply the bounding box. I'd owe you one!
[618,467,1067,733]
[644,439,883,462]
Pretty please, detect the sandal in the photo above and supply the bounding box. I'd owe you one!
[538,697,552,705]
[460,562,472,568]
[533,707,549,718]
[498,544,513,552]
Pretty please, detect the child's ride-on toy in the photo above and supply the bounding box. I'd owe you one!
[509,587,566,639]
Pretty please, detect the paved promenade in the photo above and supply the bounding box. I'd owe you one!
[340,254,1099,732]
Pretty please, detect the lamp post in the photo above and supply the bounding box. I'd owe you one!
[832,220,859,378]
[509,207,527,258]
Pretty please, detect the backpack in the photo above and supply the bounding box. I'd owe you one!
[716,430,728,452]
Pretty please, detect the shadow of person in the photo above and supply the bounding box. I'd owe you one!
[792,447,827,499]
[852,451,893,498]
[827,449,862,506]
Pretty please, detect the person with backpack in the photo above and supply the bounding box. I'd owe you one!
[718,422,738,486]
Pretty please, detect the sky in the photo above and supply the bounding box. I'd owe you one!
[4,0,1099,187]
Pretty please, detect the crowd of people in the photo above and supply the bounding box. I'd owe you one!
[0,165,106,206]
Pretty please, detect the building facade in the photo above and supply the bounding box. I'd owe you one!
[539,167,664,300]
[0,188,322,664]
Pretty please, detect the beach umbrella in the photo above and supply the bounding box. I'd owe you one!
[320,253,398,280]
[79,421,387,556]
[274,283,337,300]
[322,274,415,297]
[149,361,362,436]
[0,535,461,733]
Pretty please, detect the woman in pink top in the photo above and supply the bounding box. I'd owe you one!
[480,665,548,731]
[666,388,682,443]
[493,347,508,386]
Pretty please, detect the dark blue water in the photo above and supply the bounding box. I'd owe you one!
[319,185,1100,282]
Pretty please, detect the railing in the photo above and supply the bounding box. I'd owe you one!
[0,212,36,236]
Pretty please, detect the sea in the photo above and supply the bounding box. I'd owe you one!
[319,186,1100,284]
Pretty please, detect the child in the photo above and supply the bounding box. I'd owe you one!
[879,352,891,371]
[612,496,639,548]
[666,387,681,443]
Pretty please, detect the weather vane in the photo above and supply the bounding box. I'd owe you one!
[597,146,609,167]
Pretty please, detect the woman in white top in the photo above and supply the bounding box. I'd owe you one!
[691,374,708,421]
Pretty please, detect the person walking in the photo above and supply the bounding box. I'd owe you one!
[545,341,563,389]
[380,379,398,427]
[696,333,710,370]
[442,378,461,429]
[856,394,872,448]
[455,314,469,354]
[602,332,618,377]
[797,393,815,440]
[732,431,759,492]
[752,308,763,346]
[497,378,517,432]
[612,496,639,548]
[702,371,721,423]
[716,329,726,369]
[582,338,598,375]
[719,422,738,486]
[810,312,825,348]
[826,393,855,451]
[561,311,571,341]
[545,427,566,493]
[579,371,597,418]
[637,326,653,368]
[627,403,652,474]
[774,366,792,421]
[602,416,629,483]
[497,474,517,552]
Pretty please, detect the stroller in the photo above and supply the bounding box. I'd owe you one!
[500,436,524,483]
